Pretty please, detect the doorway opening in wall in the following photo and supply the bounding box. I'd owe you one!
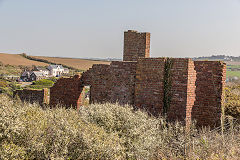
[82,85,91,106]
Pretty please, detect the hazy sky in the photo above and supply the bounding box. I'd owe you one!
[0,0,240,59]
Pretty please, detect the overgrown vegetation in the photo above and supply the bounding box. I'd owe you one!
[225,83,240,119]
[0,79,22,96]
[25,79,54,90]
[0,94,239,159]
[163,58,173,115]
[0,62,23,76]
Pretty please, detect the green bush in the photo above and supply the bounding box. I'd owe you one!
[32,79,54,86]
[25,85,48,90]
[48,77,58,83]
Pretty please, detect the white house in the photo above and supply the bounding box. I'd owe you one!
[47,65,65,77]
[33,66,50,76]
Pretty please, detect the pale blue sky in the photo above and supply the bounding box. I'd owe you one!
[0,0,240,59]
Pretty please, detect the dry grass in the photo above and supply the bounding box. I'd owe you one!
[33,56,111,70]
[225,83,240,119]
[0,53,48,66]
[0,94,240,159]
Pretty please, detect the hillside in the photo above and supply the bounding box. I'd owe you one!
[0,53,48,66]
[193,55,240,65]
[33,56,111,70]
[0,53,111,71]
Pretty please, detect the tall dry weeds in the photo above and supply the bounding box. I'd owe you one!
[0,94,240,159]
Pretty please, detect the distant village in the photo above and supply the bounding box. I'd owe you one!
[20,65,69,82]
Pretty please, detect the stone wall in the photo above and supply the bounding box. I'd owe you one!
[81,64,110,104]
[134,58,197,125]
[50,75,85,109]
[167,58,196,125]
[13,88,48,106]
[135,58,165,116]
[81,62,137,105]
[49,30,226,127]
[49,58,226,127]
[123,30,150,61]
[192,61,226,127]
[107,61,137,105]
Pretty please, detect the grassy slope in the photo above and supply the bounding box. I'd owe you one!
[0,53,48,66]
[33,56,111,70]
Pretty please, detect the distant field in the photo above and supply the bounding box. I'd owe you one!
[33,56,111,70]
[227,65,240,69]
[225,61,240,65]
[0,53,48,66]
[226,64,240,78]
[226,71,240,77]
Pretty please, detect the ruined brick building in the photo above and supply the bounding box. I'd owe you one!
[50,30,226,127]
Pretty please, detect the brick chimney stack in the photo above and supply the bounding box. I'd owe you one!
[123,30,150,61]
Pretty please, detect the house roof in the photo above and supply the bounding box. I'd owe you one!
[35,66,49,71]
[49,65,64,69]
[31,71,45,77]
[21,71,31,76]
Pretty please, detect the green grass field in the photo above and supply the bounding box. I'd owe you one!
[227,71,240,77]
[227,65,240,78]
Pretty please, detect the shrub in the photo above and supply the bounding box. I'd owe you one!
[79,103,164,159]
[32,79,54,86]
[0,95,124,159]
[0,80,8,87]
[225,85,240,119]
[25,85,47,90]
[48,77,58,83]
[0,95,240,159]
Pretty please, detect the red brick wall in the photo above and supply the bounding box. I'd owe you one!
[50,58,226,128]
[81,64,110,104]
[81,62,137,105]
[50,75,85,109]
[134,58,197,123]
[167,59,196,125]
[186,60,197,126]
[123,30,150,61]
[107,61,137,105]
[14,88,48,106]
[19,29,228,128]
[135,58,165,116]
[192,61,226,127]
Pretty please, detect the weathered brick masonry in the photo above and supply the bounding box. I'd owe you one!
[135,58,165,116]
[50,30,226,127]
[192,61,226,127]
[14,89,48,106]
[50,75,85,109]
[123,30,150,61]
